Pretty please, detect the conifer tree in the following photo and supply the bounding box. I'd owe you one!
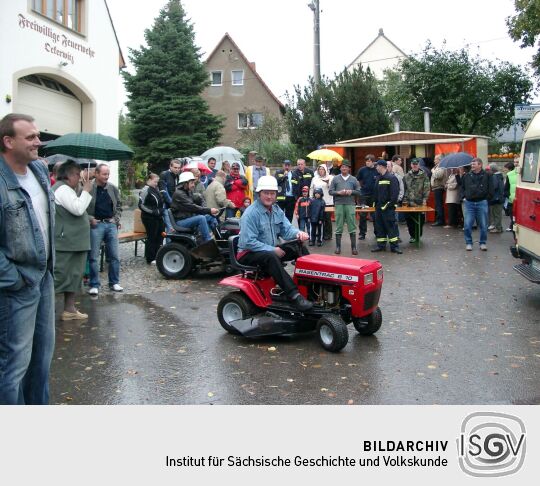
[123,0,223,171]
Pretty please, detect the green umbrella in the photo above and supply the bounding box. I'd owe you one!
[43,132,133,161]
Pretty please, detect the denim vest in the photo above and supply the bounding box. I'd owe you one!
[0,155,55,289]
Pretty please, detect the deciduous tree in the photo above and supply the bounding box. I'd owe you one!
[507,0,540,77]
[381,43,533,135]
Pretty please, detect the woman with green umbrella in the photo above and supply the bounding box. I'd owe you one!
[52,160,92,320]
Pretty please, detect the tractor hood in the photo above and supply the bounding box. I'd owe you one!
[294,254,381,284]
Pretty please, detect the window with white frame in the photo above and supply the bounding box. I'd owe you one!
[231,70,244,86]
[210,71,223,86]
[238,112,264,129]
[32,0,84,33]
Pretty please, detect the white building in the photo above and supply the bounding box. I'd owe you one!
[348,28,407,79]
[0,0,125,183]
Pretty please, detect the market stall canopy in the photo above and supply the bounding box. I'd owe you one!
[306,148,344,162]
[43,132,133,161]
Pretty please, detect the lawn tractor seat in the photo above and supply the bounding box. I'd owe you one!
[228,235,264,277]
[167,209,197,234]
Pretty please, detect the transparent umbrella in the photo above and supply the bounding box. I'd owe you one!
[201,146,243,163]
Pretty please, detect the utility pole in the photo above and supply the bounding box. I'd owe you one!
[308,0,321,85]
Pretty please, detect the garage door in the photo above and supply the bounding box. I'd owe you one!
[14,75,81,137]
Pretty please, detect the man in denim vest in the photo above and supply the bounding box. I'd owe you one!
[0,113,55,404]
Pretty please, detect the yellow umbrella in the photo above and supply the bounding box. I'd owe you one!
[306,148,343,162]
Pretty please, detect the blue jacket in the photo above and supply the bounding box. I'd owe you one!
[356,166,378,196]
[0,155,55,290]
[239,199,299,252]
[309,197,326,223]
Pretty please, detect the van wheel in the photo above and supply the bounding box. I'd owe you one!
[353,307,382,335]
[317,315,349,352]
[217,291,257,335]
[156,243,193,279]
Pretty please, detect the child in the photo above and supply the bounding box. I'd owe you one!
[309,188,326,246]
[238,197,251,217]
[295,186,311,234]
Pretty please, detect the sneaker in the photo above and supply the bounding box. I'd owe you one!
[290,293,313,312]
[409,238,416,244]
[88,287,99,296]
[110,284,123,292]
[489,228,502,233]
[358,234,366,240]
[505,227,513,232]
[480,244,487,251]
[465,244,473,251]
[487,225,495,230]
[61,310,88,321]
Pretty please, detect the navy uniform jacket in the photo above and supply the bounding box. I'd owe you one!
[373,172,399,209]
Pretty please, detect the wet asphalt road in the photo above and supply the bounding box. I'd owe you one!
[50,224,540,405]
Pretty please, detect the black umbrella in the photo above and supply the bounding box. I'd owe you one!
[439,152,473,169]
[45,154,97,170]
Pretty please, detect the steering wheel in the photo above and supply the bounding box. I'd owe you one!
[279,239,305,257]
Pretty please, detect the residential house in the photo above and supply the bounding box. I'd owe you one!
[348,28,407,79]
[202,33,284,148]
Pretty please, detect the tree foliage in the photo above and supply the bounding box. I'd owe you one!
[507,0,540,77]
[381,43,534,135]
[122,0,223,172]
[235,109,303,165]
[285,67,390,152]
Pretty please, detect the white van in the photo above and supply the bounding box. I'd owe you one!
[511,111,540,283]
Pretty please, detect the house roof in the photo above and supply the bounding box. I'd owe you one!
[347,28,408,70]
[205,33,284,109]
[104,0,126,69]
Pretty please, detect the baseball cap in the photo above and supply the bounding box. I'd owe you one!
[376,160,387,167]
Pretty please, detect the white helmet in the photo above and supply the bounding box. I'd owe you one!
[179,171,195,184]
[256,175,278,192]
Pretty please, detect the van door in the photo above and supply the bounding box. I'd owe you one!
[515,139,540,258]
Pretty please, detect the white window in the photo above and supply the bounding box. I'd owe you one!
[33,0,84,33]
[231,70,244,86]
[238,113,264,129]
[210,71,223,86]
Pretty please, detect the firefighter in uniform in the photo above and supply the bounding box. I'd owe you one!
[371,160,402,254]
[274,159,295,222]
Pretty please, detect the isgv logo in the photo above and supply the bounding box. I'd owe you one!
[457,412,526,477]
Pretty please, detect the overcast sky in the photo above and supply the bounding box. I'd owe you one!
[106,0,538,110]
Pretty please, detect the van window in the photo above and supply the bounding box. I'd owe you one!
[522,140,540,183]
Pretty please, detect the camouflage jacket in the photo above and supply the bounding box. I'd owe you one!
[403,169,430,205]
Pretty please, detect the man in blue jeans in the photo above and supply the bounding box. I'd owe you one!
[87,163,123,295]
[461,157,493,251]
[0,113,55,405]
[171,171,219,240]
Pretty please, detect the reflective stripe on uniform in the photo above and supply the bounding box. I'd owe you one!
[378,180,391,185]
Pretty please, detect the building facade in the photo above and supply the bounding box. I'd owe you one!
[1,0,124,183]
[202,33,284,148]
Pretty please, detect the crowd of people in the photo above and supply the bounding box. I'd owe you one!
[0,110,520,405]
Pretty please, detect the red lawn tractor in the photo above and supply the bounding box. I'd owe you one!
[217,237,384,352]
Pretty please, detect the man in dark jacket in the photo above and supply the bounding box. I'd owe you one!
[292,158,315,199]
[171,172,219,242]
[159,159,182,207]
[274,159,295,221]
[356,154,378,240]
[487,162,504,233]
[461,157,493,251]
[371,160,402,254]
